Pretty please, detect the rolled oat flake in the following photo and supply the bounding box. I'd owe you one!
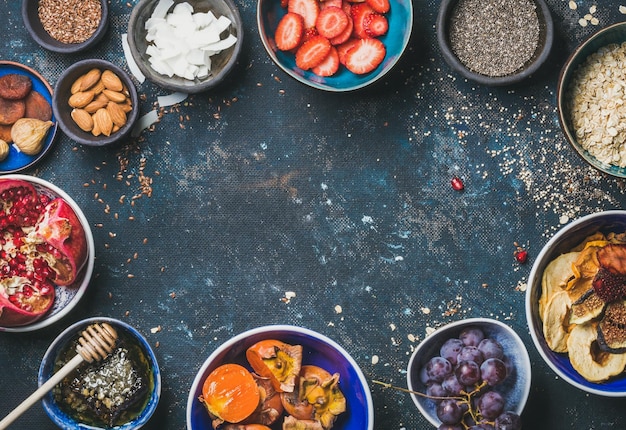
[449,0,540,77]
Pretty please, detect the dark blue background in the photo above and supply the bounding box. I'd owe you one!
[2,0,626,428]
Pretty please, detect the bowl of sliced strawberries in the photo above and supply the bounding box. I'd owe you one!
[257,0,412,91]
[186,325,374,430]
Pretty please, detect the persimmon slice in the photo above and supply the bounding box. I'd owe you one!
[299,365,346,430]
[246,339,303,393]
[200,363,261,425]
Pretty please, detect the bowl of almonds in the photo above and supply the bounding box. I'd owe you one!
[52,59,139,147]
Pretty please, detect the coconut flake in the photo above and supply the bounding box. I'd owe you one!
[158,92,189,106]
[122,33,146,83]
[132,110,160,137]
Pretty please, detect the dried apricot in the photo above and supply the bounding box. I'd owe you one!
[0,74,32,100]
[0,98,25,125]
[24,91,52,121]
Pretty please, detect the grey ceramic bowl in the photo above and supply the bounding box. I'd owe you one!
[39,317,161,429]
[557,22,626,178]
[436,0,553,86]
[22,0,109,54]
[127,0,243,93]
[526,211,626,396]
[52,59,139,147]
[406,318,531,427]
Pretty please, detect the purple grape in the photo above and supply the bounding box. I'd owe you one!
[478,338,504,360]
[438,425,464,430]
[455,360,481,385]
[427,382,448,400]
[457,345,485,365]
[476,391,505,420]
[495,411,522,430]
[440,338,464,365]
[442,373,465,396]
[425,356,453,383]
[459,326,485,346]
[480,358,508,386]
[468,424,495,430]
[436,398,464,424]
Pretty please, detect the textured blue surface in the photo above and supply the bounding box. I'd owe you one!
[2,0,626,429]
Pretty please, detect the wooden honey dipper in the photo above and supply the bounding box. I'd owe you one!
[0,322,118,429]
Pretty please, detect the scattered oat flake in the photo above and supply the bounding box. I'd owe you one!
[371,355,379,365]
[568,0,577,9]
[620,5,626,14]
[421,307,431,314]
[390,323,396,331]
[590,17,599,25]
[516,281,528,292]
[150,325,162,333]
[559,215,570,224]
[334,305,342,314]
[426,326,436,336]
[407,333,416,342]
[579,18,588,26]
[589,5,596,14]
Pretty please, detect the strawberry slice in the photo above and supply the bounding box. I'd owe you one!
[288,0,320,28]
[321,0,343,9]
[365,0,389,14]
[312,46,340,76]
[330,14,353,45]
[364,13,388,37]
[598,244,626,275]
[295,35,332,70]
[350,3,376,39]
[343,37,385,74]
[315,6,349,39]
[275,12,305,51]
[336,38,360,65]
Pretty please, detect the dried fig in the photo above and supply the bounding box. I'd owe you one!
[24,90,52,121]
[0,124,12,143]
[0,74,32,100]
[0,98,25,125]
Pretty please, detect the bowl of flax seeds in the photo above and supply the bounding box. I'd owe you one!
[436,0,553,86]
[22,0,109,54]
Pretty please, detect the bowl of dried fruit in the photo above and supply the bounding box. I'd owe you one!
[257,0,413,91]
[526,210,626,396]
[406,318,531,429]
[39,317,161,429]
[436,0,553,86]
[186,324,374,430]
[557,22,626,178]
[52,59,139,147]
[0,174,95,333]
[127,0,243,94]
[22,0,109,54]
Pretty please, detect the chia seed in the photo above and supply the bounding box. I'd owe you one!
[448,0,540,77]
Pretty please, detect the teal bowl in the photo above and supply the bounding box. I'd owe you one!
[257,0,413,91]
[557,22,626,178]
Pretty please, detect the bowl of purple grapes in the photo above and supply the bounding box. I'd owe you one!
[406,318,531,429]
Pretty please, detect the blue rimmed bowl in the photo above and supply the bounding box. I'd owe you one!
[186,324,374,430]
[39,317,161,429]
[526,210,626,396]
[257,0,413,91]
[407,318,531,427]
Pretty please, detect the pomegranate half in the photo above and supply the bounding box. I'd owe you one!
[0,179,88,327]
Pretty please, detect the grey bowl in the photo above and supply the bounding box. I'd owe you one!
[436,0,553,86]
[127,0,243,93]
[52,59,139,147]
[22,0,109,54]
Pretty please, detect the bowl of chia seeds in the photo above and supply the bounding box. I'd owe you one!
[436,0,553,86]
[22,0,109,54]
[557,21,626,178]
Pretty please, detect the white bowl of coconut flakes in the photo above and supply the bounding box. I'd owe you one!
[558,21,626,178]
[127,0,243,93]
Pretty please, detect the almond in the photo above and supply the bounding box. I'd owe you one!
[79,68,102,92]
[93,108,113,137]
[102,89,127,103]
[68,91,95,109]
[84,93,109,114]
[106,101,127,128]
[71,108,94,132]
[70,76,83,94]
[101,70,124,92]
[90,79,106,95]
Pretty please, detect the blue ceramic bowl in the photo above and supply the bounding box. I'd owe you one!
[557,22,626,178]
[526,211,626,396]
[436,0,553,86]
[407,318,531,427]
[186,325,374,430]
[257,0,413,91]
[39,318,161,429]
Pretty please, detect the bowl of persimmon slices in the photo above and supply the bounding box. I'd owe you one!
[186,325,374,430]
[257,0,413,91]
[0,175,94,332]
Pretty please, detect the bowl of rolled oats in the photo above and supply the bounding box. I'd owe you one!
[558,21,626,178]
[22,0,109,54]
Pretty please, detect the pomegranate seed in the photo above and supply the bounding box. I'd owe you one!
[451,176,464,191]
[515,250,528,264]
